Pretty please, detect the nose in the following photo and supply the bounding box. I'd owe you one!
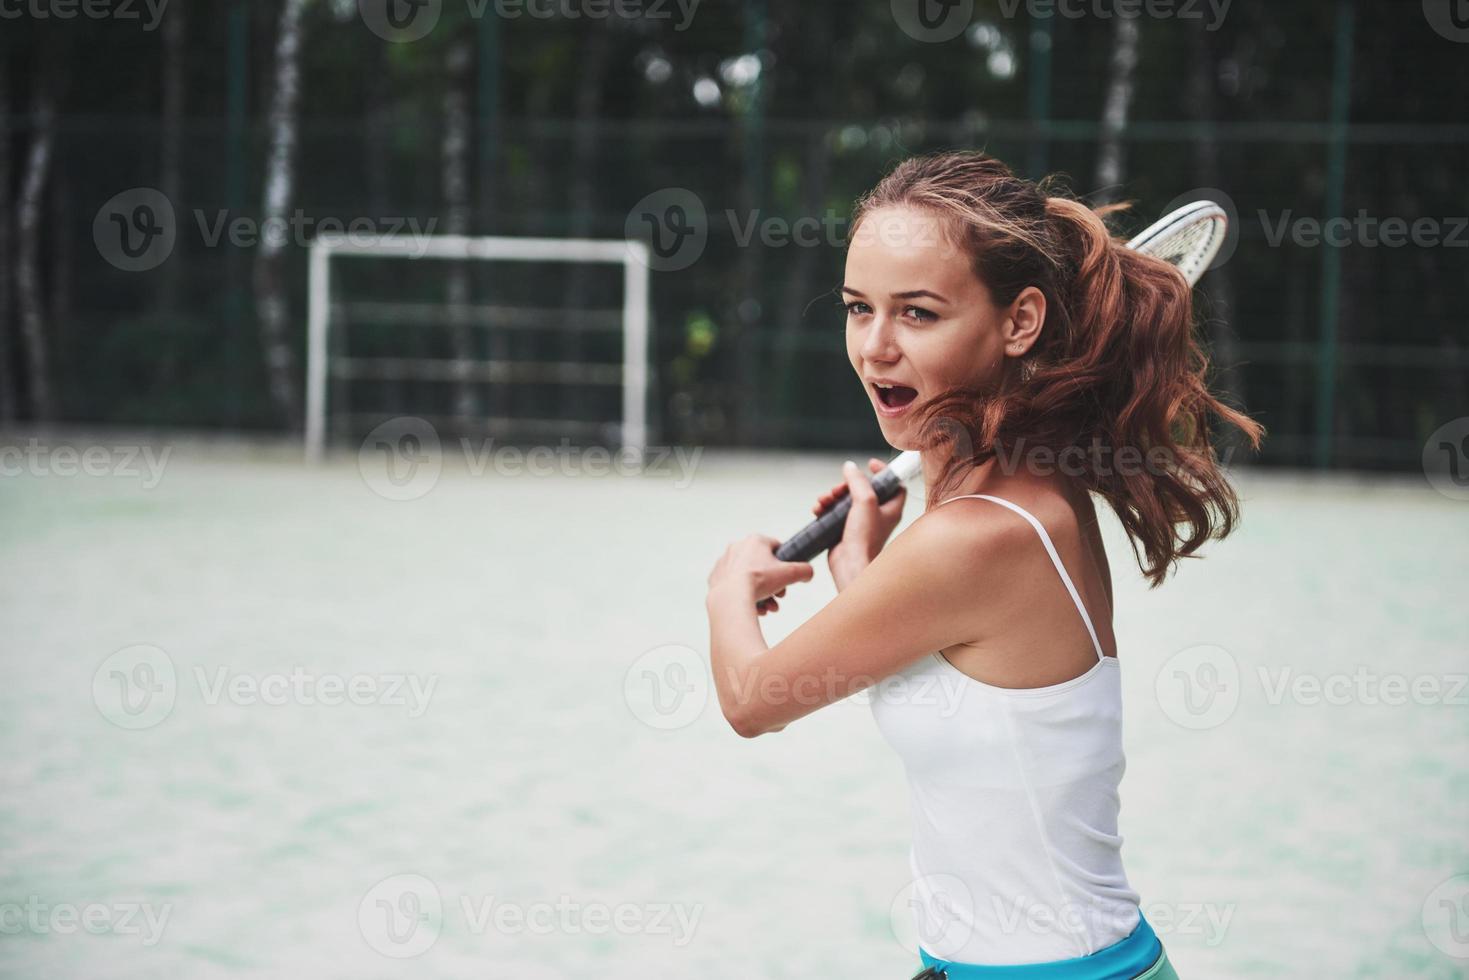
[860,312,902,364]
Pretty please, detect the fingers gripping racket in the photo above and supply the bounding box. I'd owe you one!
[771,200,1229,564]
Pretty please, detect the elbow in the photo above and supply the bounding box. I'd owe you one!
[723,704,768,739]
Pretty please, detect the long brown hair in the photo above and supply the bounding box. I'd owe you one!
[850,151,1263,587]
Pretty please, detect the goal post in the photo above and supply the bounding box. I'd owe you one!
[304,234,652,463]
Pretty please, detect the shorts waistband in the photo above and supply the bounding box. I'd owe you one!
[916,908,1164,979]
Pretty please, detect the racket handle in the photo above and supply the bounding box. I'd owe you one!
[774,452,920,563]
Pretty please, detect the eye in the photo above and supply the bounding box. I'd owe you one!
[903,305,938,322]
[844,300,872,316]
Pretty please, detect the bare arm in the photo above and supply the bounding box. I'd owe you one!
[706,507,1010,737]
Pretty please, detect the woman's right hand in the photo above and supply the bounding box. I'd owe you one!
[813,457,907,592]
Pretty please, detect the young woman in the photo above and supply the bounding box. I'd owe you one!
[705,151,1261,978]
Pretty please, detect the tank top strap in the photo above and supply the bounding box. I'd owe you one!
[938,493,1107,662]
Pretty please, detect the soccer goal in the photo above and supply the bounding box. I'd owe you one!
[304,235,652,463]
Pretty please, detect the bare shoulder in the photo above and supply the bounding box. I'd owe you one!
[888,494,1047,578]
[915,490,1082,555]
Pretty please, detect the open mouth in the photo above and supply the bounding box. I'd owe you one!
[872,383,918,410]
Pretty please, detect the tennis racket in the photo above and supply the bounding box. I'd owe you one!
[770,199,1229,566]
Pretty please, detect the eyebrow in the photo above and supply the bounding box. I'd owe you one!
[840,286,951,304]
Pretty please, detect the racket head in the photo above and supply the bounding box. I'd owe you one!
[1122,200,1228,286]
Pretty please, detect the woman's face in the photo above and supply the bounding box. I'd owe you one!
[843,205,1034,449]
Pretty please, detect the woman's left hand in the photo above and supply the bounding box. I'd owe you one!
[707,535,814,615]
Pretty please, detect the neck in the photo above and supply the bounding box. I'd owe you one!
[921,446,1000,501]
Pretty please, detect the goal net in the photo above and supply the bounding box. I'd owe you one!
[304,235,652,464]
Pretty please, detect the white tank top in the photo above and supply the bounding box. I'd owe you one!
[869,493,1141,965]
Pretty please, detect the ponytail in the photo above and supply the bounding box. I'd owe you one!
[851,152,1264,586]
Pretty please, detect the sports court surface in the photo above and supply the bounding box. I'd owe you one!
[1,437,1465,978]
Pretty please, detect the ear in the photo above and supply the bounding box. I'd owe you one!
[1002,286,1046,357]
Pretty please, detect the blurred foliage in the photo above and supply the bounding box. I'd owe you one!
[0,0,1465,468]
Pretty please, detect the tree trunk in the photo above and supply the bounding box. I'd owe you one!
[0,58,16,423]
[159,0,186,313]
[253,0,307,428]
[561,19,615,428]
[16,72,57,421]
[1187,16,1244,455]
[1094,14,1139,202]
[731,0,769,445]
[772,4,836,438]
[442,30,478,423]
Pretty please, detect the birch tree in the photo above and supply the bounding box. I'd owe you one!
[1094,13,1139,203]
[254,0,308,427]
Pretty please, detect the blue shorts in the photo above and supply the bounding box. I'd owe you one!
[910,908,1178,979]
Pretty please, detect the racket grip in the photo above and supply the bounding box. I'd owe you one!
[774,464,909,563]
